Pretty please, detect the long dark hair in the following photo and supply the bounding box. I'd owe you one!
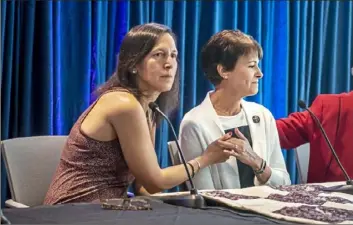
[95,23,180,125]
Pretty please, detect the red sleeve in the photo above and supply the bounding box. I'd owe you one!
[276,96,324,149]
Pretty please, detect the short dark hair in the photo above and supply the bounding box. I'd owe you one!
[95,23,179,125]
[201,30,263,86]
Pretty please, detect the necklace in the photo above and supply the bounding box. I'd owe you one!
[214,106,242,116]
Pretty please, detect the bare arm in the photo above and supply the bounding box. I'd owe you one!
[104,92,235,194]
[228,121,291,186]
[134,180,151,196]
[134,119,154,196]
[228,128,272,184]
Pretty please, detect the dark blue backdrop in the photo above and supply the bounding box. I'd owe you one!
[2,1,352,205]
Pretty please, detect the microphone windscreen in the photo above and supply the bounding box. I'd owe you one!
[148,102,159,111]
[298,100,307,109]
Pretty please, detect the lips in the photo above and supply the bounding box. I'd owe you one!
[161,75,173,78]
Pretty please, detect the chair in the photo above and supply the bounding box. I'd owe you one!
[167,141,190,191]
[1,136,67,207]
[294,143,310,184]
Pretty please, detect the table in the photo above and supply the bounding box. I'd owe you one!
[4,182,352,224]
[3,198,294,224]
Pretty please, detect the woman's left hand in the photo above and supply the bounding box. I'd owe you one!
[224,128,263,170]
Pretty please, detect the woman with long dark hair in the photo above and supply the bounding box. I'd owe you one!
[44,23,236,204]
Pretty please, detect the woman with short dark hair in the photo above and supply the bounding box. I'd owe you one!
[179,30,291,190]
[44,23,237,205]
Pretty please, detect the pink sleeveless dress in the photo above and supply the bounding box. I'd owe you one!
[44,89,136,204]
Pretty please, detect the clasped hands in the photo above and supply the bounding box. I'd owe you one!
[222,128,263,170]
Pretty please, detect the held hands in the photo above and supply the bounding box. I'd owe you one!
[225,128,263,170]
[202,132,239,165]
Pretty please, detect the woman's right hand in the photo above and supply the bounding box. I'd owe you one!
[201,132,237,166]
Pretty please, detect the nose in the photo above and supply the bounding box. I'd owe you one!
[256,68,263,79]
[164,55,174,70]
[165,63,172,70]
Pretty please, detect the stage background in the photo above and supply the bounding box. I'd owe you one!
[1,0,353,206]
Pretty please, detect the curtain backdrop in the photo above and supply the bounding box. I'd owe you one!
[1,0,128,206]
[2,0,352,205]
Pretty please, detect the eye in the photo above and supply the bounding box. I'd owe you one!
[249,65,255,68]
[171,53,178,58]
[154,52,163,57]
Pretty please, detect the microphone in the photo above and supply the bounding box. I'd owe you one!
[1,209,11,224]
[148,102,206,208]
[298,100,353,194]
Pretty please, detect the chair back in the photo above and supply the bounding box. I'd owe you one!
[1,135,67,206]
[294,143,310,184]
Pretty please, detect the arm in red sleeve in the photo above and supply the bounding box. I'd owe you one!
[276,96,324,149]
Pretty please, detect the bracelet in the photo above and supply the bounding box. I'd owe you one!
[187,162,195,178]
[194,159,201,172]
[254,160,266,175]
[254,159,264,172]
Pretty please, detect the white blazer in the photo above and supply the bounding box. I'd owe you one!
[179,92,291,190]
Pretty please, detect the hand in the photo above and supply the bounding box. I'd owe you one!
[226,128,263,170]
[202,132,239,165]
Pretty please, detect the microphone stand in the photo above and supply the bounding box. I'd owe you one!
[1,210,11,224]
[298,100,353,195]
[1,140,11,224]
[148,103,206,208]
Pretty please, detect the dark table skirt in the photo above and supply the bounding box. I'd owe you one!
[3,199,295,225]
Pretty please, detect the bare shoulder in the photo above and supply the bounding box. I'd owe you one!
[98,91,144,120]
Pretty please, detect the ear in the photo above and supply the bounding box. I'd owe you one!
[216,64,228,79]
[133,63,144,75]
[131,68,137,74]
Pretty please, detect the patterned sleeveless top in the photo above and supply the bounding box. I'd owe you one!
[44,89,141,205]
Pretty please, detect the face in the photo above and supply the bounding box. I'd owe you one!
[218,51,263,97]
[136,33,178,94]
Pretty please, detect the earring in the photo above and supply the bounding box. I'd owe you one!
[132,68,137,74]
